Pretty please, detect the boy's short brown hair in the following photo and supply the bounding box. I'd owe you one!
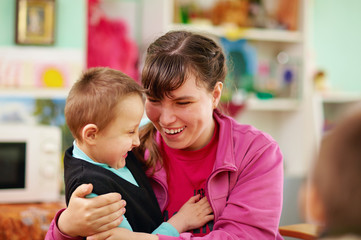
[313,110,361,235]
[65,67,144,141]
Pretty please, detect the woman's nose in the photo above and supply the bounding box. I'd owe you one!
[159,106,177,125]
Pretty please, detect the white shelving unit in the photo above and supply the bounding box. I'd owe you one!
[319,91,361,134]
[171,23,303,43]
[0,47,84,99]
[246,97,300,111]
[321,91,361,103]
[0,88,70,99]
[144,0,317,176]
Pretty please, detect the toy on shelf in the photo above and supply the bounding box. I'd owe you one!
[173,0,300,31]
[210,0,250,27]
[313,70,329,92]
[221,37,257,92]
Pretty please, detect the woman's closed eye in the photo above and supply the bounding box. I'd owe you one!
[177,101,191,105]
[147,98,161,104]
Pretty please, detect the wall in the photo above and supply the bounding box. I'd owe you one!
[0,0,86,156]
[0,0,86,48]
[312,0,361,93]
[1,1,360,92]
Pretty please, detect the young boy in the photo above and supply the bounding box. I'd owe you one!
[63,67,213,237]
[304,109,361,239]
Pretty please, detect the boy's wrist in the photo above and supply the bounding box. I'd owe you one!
[166,214,186,234]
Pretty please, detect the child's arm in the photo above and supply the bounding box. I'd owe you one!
[86,193,133,231]
[166,194,214,233]
[87,195,213,240]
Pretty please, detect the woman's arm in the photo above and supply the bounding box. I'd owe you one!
[87,143,283,240]
[87,228,159,240]
[45,184,126,239]
[86,195,214,240]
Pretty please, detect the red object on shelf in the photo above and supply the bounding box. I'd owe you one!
[87,0,139,82]
[220,102,245,117]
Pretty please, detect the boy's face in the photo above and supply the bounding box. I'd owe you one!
[92,94,144,169]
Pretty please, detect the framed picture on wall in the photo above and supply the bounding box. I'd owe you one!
[15,0,55,45]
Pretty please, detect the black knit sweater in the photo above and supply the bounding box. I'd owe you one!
[64,147,163,233]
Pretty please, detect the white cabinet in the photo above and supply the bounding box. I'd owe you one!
[320,92,361,133]
[145,0,317,176]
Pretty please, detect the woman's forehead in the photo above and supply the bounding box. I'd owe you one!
[147,76,207,100]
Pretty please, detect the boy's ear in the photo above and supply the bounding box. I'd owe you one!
[82,124,98,145]
[305,183,326,225]
[212,82,223,109]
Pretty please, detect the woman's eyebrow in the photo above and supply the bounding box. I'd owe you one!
[172,96,195,101]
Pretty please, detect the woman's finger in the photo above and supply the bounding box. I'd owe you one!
[83,200,126,231]
[93,207,126,232]
[85,196,126,222]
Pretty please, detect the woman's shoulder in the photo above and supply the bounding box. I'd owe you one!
[215,110,277,145]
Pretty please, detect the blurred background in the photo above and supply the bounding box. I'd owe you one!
[0,0,360,233]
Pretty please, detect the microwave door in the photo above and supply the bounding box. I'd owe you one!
[0,142,26,189]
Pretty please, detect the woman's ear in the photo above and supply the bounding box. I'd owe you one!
[212,82,223,109]
[81,124,98,145]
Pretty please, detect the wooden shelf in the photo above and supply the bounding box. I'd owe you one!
[321,91,361,103]
[169,23,303,43]
[0,88,69,99]
[246,97,300,111]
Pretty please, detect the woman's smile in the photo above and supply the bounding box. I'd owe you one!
[163,126,186,135]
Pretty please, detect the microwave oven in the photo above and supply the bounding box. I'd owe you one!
[0,125,62,203]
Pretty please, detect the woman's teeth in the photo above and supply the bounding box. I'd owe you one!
[164,127,185,135]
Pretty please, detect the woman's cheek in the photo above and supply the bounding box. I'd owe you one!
[145,103,159,121]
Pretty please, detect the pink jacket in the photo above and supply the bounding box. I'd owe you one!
[45,110,284,240]
[151,110,284,240]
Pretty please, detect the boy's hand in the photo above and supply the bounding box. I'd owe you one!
[58,184,126,237]
[167,194,214,233]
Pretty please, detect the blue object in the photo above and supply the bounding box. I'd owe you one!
[284,69,294,84]
[220,38,258,92]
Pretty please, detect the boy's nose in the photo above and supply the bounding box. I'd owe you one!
[133,134,140,147]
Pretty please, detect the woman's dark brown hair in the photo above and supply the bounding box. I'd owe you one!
[134,30,227,173]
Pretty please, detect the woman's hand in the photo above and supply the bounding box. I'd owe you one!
[167,194,214,233]
[58,184,126,237]
[87,228,159,240]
